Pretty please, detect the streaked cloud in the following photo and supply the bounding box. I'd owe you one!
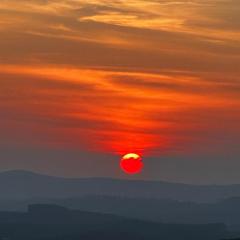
[0,65,239,156]
[0,0,239,161]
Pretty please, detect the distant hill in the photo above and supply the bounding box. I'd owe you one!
[1,170,240,202]
[0,204,228,240]
[44,196,240,228]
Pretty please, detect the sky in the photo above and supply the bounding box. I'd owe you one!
[0,0,240,184]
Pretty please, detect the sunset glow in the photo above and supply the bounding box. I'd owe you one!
[0,0,239,181]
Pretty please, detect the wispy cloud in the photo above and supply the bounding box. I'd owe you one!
[0,0,239,156]
[0,65,239,155]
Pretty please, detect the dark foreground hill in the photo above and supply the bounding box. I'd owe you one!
[2,170,240,202]
[2,196,240,231]
[0,204,227,240]
[45,196,240,229]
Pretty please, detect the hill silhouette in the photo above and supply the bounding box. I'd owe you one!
[2,170,240,202]
[0,204,228,240]
[46,196,240,228]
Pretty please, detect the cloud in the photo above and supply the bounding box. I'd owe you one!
[0,66,239,156]
[0,0,239,181]
[0,0,239,78]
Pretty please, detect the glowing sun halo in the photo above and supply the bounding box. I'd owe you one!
[120,153,143,174]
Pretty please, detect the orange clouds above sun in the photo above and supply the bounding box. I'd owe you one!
[0,0,240,157]
[0,65,239,156]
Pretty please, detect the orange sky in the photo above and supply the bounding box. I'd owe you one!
[0,0,240,181]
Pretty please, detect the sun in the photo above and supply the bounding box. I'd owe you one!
[120,153,143,174]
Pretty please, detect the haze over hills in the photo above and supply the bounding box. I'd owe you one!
[1,170,240,239]
[4,170,240,235]
[1,170,240,202]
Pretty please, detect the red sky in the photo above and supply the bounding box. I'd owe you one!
[0,0,240,183]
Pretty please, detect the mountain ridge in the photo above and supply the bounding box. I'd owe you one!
[2,169,240,187]
[1,170,240,202]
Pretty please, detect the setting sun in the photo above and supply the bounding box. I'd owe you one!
[120,153,143,174]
